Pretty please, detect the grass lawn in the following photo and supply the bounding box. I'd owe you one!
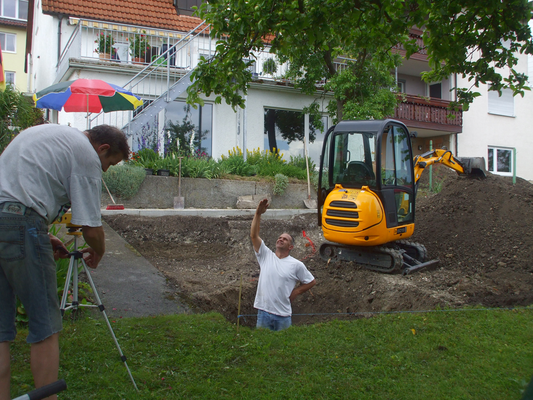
[9,308,533,399]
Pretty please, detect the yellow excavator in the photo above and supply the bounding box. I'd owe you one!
[317,119,486,275]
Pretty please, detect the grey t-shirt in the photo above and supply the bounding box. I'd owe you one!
[0,124,103,226]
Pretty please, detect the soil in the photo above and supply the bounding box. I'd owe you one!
[103,169,533,327]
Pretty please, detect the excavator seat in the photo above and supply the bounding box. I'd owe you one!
[344,161,375,183]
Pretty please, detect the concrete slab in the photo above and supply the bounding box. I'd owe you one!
[101,208,316,220]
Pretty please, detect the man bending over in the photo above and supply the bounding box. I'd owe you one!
[0,124,129,400]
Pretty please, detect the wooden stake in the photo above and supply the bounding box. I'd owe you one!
[237,274,243,333]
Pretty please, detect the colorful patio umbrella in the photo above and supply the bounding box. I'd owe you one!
[33,79,143,116]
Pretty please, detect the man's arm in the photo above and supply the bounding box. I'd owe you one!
[251,198,269,252]
[289,279,316,302]
[81,225,106,268]
[48,233,69,260]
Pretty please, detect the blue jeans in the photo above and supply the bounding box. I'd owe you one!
[256,309,291,331]
[0,202,62,343]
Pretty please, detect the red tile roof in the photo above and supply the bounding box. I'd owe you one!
[0,17,27,28]
[42,0,202,32]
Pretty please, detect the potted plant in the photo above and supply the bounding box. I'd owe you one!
[129,31,150,63]
[262,58,277,76]
[132,148,159,174]
[95,33,114,60]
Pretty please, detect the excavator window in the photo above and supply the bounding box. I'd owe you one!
[331,131,376,188]
[380,125,414,225]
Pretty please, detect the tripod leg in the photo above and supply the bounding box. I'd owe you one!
[80,259,139,391]
[71,255,79,312]
[59,256,76,316]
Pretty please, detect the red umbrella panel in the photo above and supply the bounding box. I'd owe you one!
[34,79,143,114]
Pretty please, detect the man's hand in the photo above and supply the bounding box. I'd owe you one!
[256,198,269,215]
[289,279,316,302]
[81,226,105,269]
[48,233,69,261]
[81,248,103,269]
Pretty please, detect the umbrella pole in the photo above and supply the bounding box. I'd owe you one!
[86,94,90,130]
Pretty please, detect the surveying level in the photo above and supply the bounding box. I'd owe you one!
[53,212,79,226]
[56,213,138,390]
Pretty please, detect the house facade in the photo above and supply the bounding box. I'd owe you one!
[27,0,533,180]
[1,0,29,92]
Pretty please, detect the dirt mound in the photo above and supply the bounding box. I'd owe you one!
[103,173,533,326]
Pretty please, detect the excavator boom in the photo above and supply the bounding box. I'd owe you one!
[413,149,486,184]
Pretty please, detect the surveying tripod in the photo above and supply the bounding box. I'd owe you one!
[55,213,138,391]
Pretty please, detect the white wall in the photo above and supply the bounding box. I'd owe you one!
[177,84,331,161]
[457,52,533,181]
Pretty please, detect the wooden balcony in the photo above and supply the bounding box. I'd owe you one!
[393,94,463,133]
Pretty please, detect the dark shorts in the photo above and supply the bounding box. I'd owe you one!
[0,202,62,343]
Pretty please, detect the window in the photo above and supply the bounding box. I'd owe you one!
[264,108,328,167]
[429,83,442,99]
[243,58,256,74]
[488,146,513,176]
[165,100,213,156]
[0,0,28,20]
[173,0,202,16]
[488,88,514,117]
[5,70,14,85]
[0,32,16,52]
[396,79,406,93]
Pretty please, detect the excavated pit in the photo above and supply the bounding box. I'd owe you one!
[104,170,533,326]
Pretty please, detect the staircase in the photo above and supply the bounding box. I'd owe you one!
[89,21,212,151]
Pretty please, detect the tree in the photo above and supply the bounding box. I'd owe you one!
[0,85,44,153]
[186,0,532,122]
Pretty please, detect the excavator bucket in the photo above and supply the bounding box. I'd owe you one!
[457,157,487,178]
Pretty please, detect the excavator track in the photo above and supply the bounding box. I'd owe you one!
[389,240,439,275]
[319,243,403,273]
[390,240,428,262]
[319,240,438,275]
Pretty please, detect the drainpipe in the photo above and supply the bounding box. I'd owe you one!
[513,147,517,185]
[57,15,63,67]
[26,52,32,93]
[243,94,247,161]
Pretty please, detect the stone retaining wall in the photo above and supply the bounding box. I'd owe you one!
[101,175,317,209]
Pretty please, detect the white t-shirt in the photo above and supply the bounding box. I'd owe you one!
[254,239,315,317]
[0,124,103,226]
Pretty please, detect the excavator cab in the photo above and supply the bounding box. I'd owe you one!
[318,119,416,246]
[317,119,485,274]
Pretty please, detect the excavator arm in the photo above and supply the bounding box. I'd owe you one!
[413,149,486,184]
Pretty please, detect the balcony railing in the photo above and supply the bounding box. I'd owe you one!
[393,94,462,132]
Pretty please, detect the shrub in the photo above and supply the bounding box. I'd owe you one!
[219,147,257,176]
[132,148,160,170]
[102,164,146,199]
[287,154,316,173]
[0,85,44,154]
[273,173,289,195]
[181,155,220,179]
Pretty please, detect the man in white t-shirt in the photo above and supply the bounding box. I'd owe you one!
[250,198,316,331]
[0,124,129,400]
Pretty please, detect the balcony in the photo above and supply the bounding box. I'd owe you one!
[56,18,214,83]
[393,94,462,133]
